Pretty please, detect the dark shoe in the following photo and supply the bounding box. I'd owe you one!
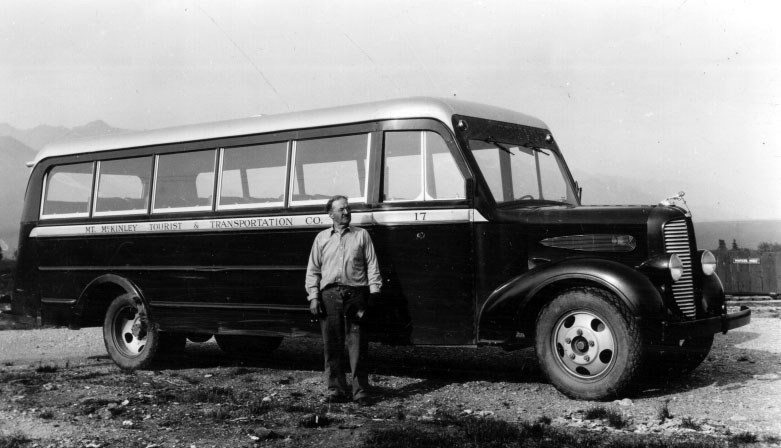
[355,397,373,407]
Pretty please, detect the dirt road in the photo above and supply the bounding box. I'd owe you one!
[1,306,780,447]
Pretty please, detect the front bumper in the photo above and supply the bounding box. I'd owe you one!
[661,306,751,341]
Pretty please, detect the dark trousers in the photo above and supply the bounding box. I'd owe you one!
[320,285,369,400]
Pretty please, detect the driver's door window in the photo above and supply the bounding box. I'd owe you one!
[382,131,464,202]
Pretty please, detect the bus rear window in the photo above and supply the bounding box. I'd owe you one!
[41,162,94,218]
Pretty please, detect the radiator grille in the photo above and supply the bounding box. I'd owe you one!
[663,219,696,318]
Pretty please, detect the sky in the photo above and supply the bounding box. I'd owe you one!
[1,0,779,222]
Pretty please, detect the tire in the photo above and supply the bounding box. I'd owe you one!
[215,335,283,359]
[645,335,714,378]
[103,293,160,370]
[535,287,644,400]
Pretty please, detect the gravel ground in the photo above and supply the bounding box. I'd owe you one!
[0,305,780,447]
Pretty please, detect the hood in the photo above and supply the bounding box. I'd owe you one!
[493,204,687,227]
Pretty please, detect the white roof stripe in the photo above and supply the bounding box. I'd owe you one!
[33,97,548,167]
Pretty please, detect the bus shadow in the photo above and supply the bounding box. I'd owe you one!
[161,338,546,398]
[634,330,781,398]
[154,327,780,402]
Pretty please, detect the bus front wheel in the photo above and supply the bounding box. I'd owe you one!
[103,294,161,370]
[534,287,644,400]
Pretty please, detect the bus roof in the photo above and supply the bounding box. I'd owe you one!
[32,97,549,167]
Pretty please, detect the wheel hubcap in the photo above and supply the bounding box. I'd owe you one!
[553,310,616,379]
[114,307,147,357]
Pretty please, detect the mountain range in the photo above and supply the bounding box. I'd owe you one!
[0,121,126,153]
[0,121,128,257]
[0,122,778,258]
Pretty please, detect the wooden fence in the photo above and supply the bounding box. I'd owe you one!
[713,249,780,295]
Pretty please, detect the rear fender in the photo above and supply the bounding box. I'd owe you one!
[477,258,667,342]
[71,274,149,329]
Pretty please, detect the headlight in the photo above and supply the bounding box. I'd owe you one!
[700,250,716,276]
[669,254,684,282]
[638,253,685,283]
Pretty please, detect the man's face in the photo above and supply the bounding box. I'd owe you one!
[329,198,351,227]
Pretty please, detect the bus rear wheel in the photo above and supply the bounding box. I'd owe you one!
[535,287,644,400]
[103,294,161,370]
[215,335,283,359]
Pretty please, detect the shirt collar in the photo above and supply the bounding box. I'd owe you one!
[330,225,352,236]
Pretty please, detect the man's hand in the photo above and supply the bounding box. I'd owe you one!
[309,298,323,316]
[356,292,380,322]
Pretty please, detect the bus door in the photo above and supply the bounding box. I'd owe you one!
[372,130,474,345]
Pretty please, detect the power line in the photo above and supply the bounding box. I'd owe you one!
[342,32,403,97]
[196,3,291,112]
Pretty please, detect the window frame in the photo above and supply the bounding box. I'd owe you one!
[454,114,578,208]
[215,141,291,212]
[287,133,372,208]
[92,157,154,217]
[380,127,469,205]
[35,119,465,222]
[39,161,96,220]
[150,149,218,214]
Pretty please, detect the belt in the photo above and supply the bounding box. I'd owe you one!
[322,283,360,291]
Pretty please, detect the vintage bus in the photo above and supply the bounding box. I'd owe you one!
[11,97,750,399]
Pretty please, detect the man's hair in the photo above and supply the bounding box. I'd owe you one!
[326,195,348,213]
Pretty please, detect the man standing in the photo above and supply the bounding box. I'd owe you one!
[305,195,382,406]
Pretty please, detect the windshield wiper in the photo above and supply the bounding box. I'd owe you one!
[520,142,550,156]
[484,136,514,156]
[484,137,551,157]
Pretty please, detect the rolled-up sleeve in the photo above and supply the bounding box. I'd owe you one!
[305,235,323,300]
[363,231,382,294]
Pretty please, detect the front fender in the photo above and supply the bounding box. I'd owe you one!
[477,258,667,342]
[700,271,726,315]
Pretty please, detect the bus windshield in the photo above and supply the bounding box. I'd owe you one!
[469,137,577,206]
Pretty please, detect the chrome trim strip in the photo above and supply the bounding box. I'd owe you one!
[372,209,471,225]
[41,298,77,305]
[152,301,304,311]
[38,265,305,272]
[29,208,485,238]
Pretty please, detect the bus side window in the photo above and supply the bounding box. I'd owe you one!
[290,134,369,206]
[94,156,153,215]
[219,142,288,209]
[425,132,464,200]
[383,132,423,202]
[153,149,216,212]
[41,162,94,218]
[382,131,464,202]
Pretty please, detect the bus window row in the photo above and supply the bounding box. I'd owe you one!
[40,130,465,219]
